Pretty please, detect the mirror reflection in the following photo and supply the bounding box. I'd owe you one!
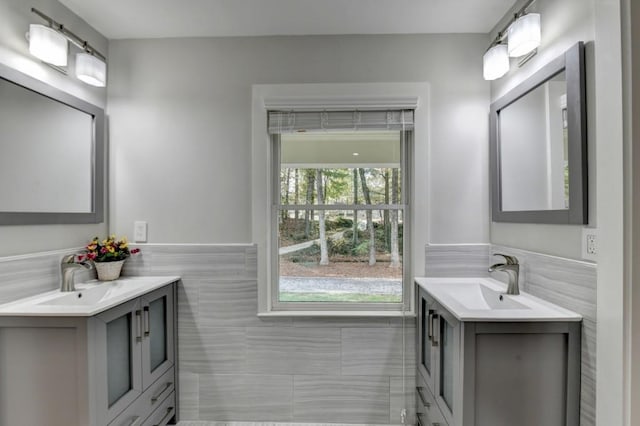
[0,77,93,213]
[499,71,568,212]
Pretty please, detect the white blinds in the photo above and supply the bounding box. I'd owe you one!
[267,110,414,134]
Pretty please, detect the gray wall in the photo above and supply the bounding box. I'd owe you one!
[107,34,491,249]
[123,244,416,424]
[489,0,597,259]
[0,0,108,256]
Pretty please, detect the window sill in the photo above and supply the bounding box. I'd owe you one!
[257,310,416,318]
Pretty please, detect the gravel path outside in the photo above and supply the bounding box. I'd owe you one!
[280,276,402,295]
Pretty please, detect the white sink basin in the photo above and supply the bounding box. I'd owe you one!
[39,285,113,306]
[37,279,153,307]
[442,282,528,310]
[0,276,180,317]
[415,277,582,322]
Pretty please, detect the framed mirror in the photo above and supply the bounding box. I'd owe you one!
[490,42,587,224]
[0,63,104,225]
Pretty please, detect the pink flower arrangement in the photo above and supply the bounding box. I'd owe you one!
[78,235,140,263]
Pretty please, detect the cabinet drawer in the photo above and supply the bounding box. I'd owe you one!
[417,407,448,426]
[142,392,176,426]
[416,373,435,411]
[108,396,147,426]
[416,378,448,426]
[141,367,175,415]
[428,404,448,426]
[108,368,175,426]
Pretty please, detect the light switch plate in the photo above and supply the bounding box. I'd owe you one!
[134,221,147,243]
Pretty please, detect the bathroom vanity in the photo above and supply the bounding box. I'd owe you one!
[0,276,179,426]
[415,277,582,426]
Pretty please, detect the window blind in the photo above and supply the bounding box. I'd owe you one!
[267,109,414,134]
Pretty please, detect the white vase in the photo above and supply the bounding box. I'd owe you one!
[95,260,125,281]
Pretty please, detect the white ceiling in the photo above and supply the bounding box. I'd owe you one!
[58,0,517,40]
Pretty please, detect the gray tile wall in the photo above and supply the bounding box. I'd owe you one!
[424,244,491,277]
[123,244,416,424]
[424,244,597,426]
[0,248,93,305]
[0,243,595,426]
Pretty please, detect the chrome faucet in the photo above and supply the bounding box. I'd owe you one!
[488,253,520,295]
[60,254,93,292]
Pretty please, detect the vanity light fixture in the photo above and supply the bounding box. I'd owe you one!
[76,52,107,87]
[28,8,108,87]
[483,43,510,81]
[483,0,540,81]
[508,13,541,57]
[28,24,68,66]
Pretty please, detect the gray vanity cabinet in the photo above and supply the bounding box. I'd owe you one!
[92,284,177,426]
[0,280,178,426]
[415,284,581,426]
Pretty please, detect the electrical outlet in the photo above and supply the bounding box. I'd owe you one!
[581,228,598,261]
[586,234,597,255]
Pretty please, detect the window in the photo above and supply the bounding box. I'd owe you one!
[269,110,413,312]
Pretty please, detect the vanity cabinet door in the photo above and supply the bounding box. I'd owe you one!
[417,287,437,392]
[433,306,461,426]
[94,297,144,422]
[140,285,175,389]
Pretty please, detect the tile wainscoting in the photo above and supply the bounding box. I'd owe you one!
[425,243,597,426]
[0,248,94,305]
[0,243,594,425]
[177,423,402,426]
[123,244,416,424]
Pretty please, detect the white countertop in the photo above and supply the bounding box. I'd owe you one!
[0,276,180,317]
[415,276,582,322]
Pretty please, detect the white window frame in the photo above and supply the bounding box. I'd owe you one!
[252,83,430,316]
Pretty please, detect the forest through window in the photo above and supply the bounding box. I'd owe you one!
[275,131,407,304]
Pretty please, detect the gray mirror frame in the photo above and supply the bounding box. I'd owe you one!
[490,41,587,224]
[0,63,104,225]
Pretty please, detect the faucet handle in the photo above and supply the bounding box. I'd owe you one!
[61,254,76,264]
[61,253,91,265]
[492,253,519,265]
